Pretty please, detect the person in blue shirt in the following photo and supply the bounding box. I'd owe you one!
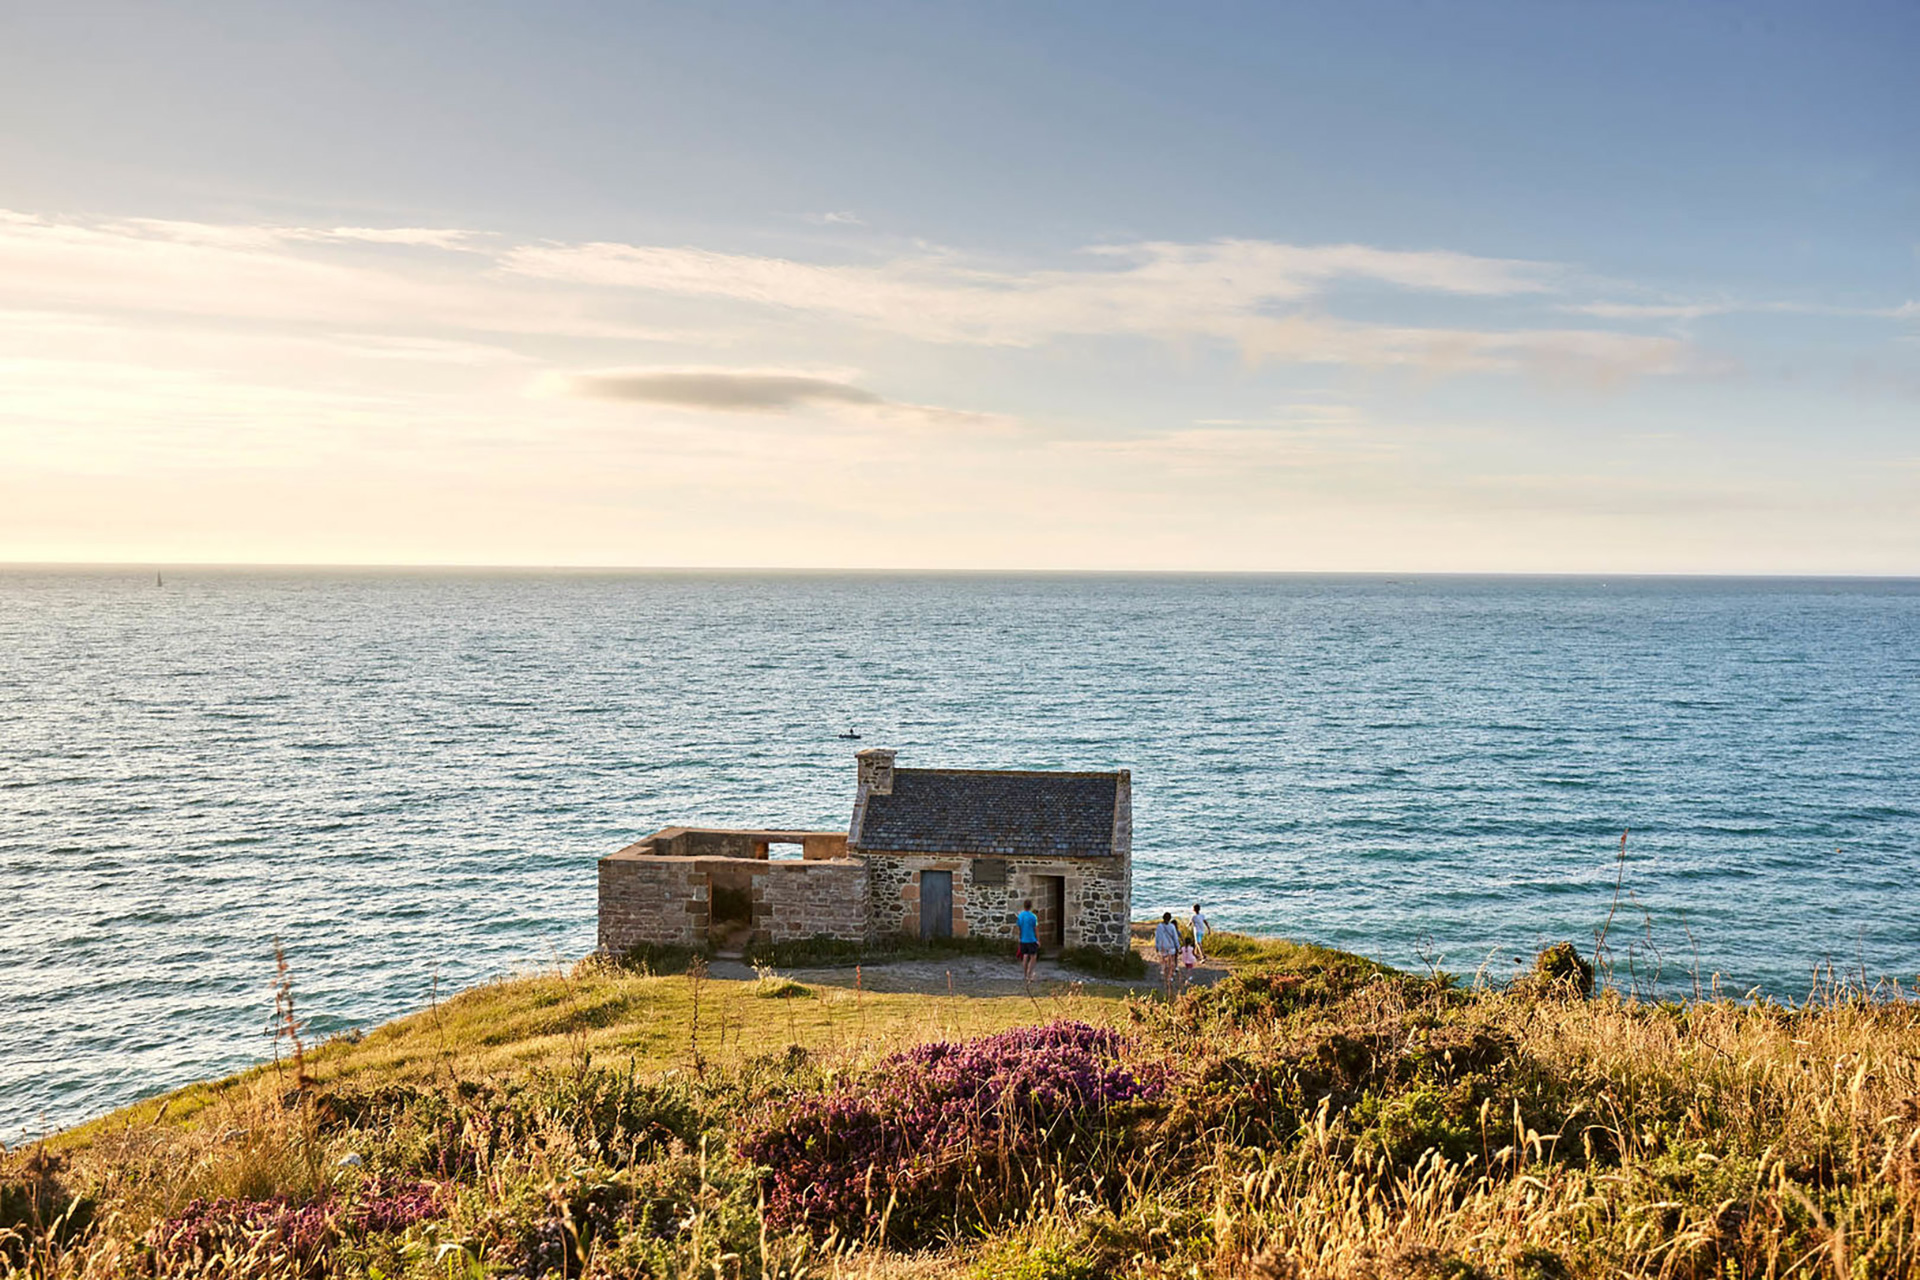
[1016,899,1040,981]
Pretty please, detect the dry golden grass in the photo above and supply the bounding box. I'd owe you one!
[12,943,1920,1279]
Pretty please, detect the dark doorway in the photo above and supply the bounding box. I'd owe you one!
[707,867,759,954]
[919,870,953,939]
[1035,875,1066,948]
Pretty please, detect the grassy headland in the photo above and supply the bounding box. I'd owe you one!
[6,934,1919,1278]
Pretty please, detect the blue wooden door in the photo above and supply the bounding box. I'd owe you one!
[919,871,953,939]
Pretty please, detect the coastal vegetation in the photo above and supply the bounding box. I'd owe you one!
[6,936,1919,1279]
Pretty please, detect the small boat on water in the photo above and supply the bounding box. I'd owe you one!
[838,730,861,740]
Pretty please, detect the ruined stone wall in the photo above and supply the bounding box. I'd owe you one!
[679,831,759,858]
[862,852,1131,951]
[597,856,708,953]
[757,859,867,942]
[599,854,868,952]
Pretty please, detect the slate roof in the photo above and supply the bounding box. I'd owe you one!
[853,768,1121,858]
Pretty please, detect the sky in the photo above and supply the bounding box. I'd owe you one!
[1,0,1915,572]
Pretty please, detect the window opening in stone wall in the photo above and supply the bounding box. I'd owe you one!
[766,842,803,861]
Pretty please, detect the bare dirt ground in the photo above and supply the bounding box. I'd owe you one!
[704,943,1228,999]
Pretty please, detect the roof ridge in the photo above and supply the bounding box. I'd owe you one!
[893,766,1123,779]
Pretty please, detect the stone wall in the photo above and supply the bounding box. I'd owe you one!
[598,855,708,953]
[617,827,847,861]
[757,859,867,942]
[799,834,849,861]
[861,851,1131,951]
[598,853,868,953]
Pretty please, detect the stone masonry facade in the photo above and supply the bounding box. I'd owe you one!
[755,859,868,943]
[598,850,867,955]
[861,852,1130,951]
[598,854,709,951]
[596,751,1134,956]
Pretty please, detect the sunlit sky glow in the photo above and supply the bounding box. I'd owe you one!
[2,2,1915,571]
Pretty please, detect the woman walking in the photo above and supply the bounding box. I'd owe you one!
[1154,911,1182,994]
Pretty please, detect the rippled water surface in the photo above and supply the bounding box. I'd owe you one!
[3,570,1917,1134]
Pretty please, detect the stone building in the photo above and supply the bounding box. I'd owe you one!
[848,749,1132,952]
[597,749,1132,956]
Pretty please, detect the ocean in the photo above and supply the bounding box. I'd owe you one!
[2,569,1916,1136]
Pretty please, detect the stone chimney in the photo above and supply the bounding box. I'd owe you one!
[856,747,896,796]
[848,748,896,849]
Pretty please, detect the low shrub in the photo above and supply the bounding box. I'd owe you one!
[146,1180,444,1277]
[972,1236,1104,1280]
[885,932,1020,960]
[743,934,865,967]
[741,1021,1161,1242]
[1524,942,1595,999]
[1352,1080,1480,1166]
[516,1063,707,1163]
[1176,958,1396,1028]
[1165,1051,1314,1149]
[611,940,707,974]
[483,1150,770,1279]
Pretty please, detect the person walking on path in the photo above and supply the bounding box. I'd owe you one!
[1016,899,1041,982]
[1154,911,1182,995]
[1189,903,1211,961]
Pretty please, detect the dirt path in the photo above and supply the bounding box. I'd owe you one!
[705,948,1229,998]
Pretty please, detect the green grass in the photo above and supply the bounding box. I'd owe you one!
[49,963,1109,1156]
[1197,930,1396,978]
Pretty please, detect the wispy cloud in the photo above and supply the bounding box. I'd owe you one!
[0,211,686,342]
[554,367,1011,432]
[1566,297,1920,323]
[0,209,1714,381]
[1195,402,1367,427]
[1563,301,1736,321]
[500,236,1697,379]
[4,206,1912,570]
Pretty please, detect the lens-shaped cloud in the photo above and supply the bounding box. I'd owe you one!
[555,367,1015,433]
[564,370,886,412]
